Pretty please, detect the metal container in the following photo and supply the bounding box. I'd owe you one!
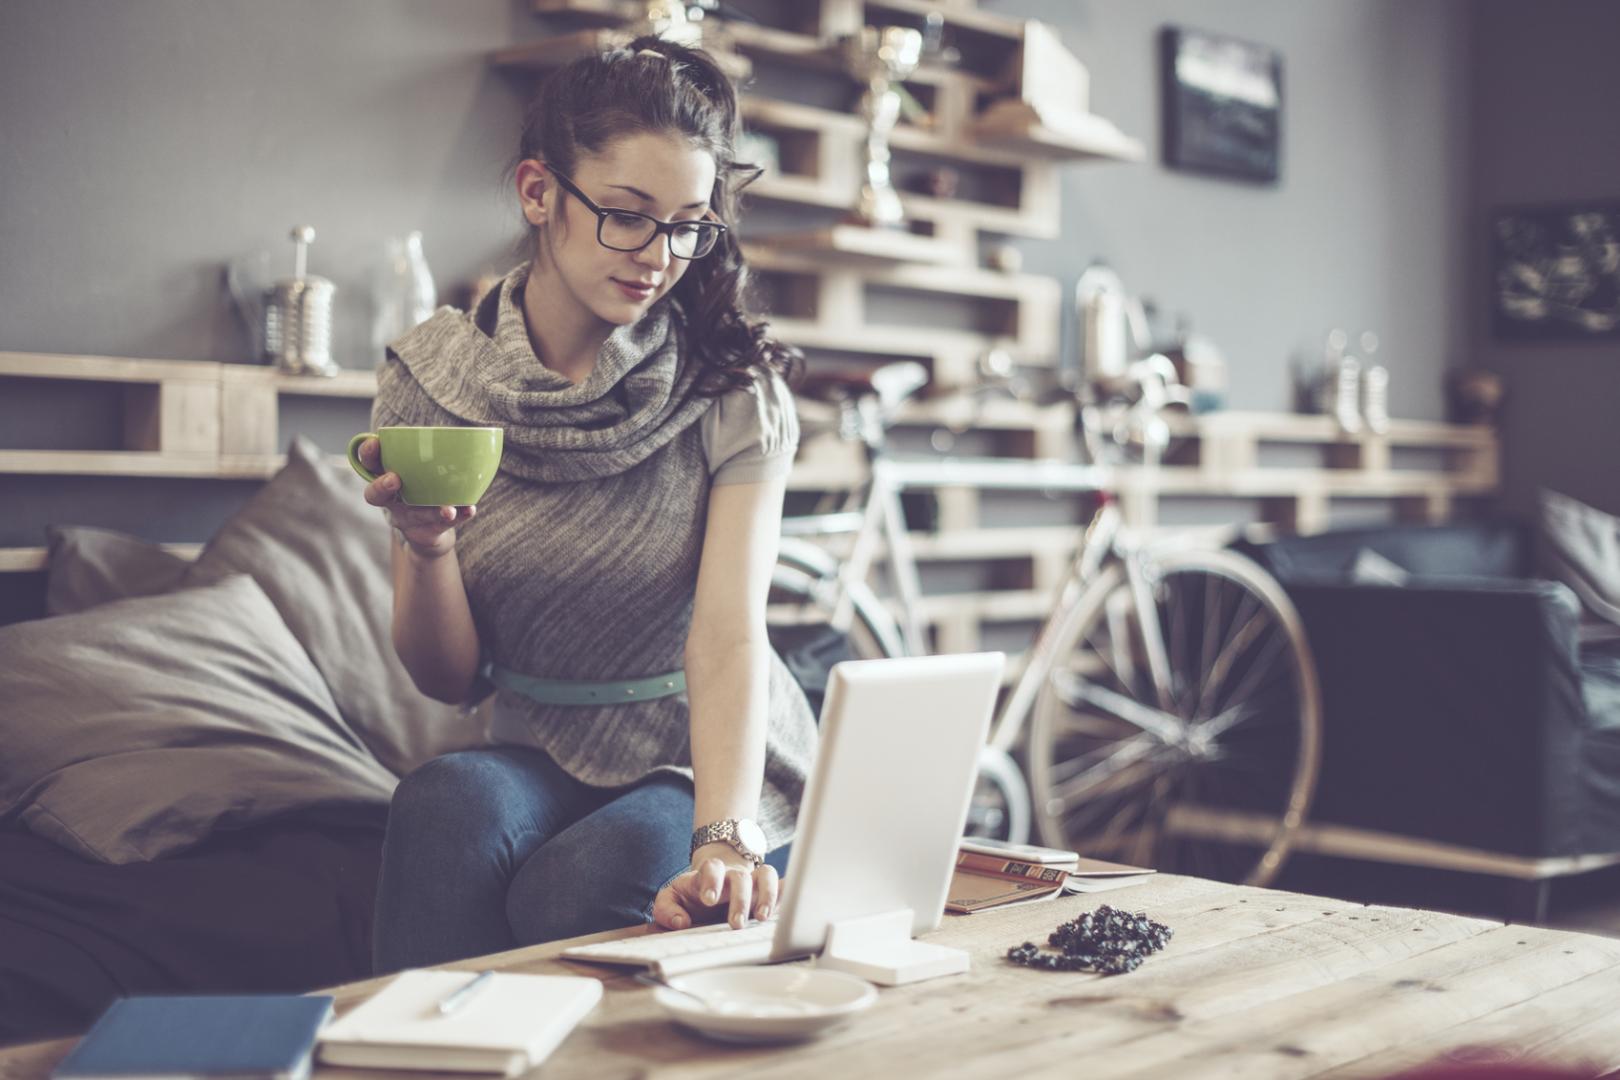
[265,226,338,377]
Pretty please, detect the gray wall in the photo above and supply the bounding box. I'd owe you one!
[1469,0,1620,516]
[0,0,532,368]
[991,0,1473,420]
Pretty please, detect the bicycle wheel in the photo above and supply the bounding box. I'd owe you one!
[768,543,904,664]
[1028,549,1321,886]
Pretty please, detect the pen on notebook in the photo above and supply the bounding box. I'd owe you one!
[436,970,494,1016]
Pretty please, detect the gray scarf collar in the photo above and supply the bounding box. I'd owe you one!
[381,262,711,483]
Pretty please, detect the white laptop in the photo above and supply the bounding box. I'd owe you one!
[561,652,1005,985]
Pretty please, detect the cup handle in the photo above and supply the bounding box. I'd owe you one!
[347,432,380,484]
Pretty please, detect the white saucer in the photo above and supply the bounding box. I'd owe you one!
[653,966,878,1044]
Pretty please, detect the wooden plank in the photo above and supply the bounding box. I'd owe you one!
[1258,815,1620,881]
[1316,962,1620,1078]
[0,548,48,572]
[0,351,221,384]
[914,588,1047,623]
[722,20,994,92]
[528,0,633,21]
[122,379,220,455]
[219,376,281,457]
[0,451,349,480]
[864,0,1025,43]
[762,225,970,266]
[0,450,236,478]
[745,243,1061,304]
[1078,924,1620,1078]
[268,369,377,398]
[491,28,750,79]
[970,101,1148,162]
[1139,467,1497,498]
[1182,411,1495,449]
[769,318,1016,362]
[799,524,1077,563]
[744,174,851,212]
[0,544,204,574]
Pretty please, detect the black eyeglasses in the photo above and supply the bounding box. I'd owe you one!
[547,168,726,260]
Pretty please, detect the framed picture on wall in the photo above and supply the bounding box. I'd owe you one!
[1492,203,1620,341]
[1160,26,1282,184]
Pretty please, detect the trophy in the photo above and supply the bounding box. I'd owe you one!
[624,1,702,48]
[840,26,925,228]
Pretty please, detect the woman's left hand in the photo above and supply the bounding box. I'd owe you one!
[650,843,779,931]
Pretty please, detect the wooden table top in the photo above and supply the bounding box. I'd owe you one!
[5,874,1618,1079]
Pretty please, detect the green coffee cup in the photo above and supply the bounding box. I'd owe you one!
[346,426,504,506]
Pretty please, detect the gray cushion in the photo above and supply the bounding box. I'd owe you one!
[0,574,396,864]
[182,437,485,777]
[44,525,191,615]
[1349,547,1411,586]
[1540,489,1620,627]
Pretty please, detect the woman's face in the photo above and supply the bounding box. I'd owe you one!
[529,132,718,326]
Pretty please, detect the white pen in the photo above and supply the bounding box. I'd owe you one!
[436,970,495,1016]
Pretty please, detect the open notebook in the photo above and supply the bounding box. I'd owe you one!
[317,970,601,1076]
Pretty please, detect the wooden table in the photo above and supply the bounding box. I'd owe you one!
[5,874,1618,1079]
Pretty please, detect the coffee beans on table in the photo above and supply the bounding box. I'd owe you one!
[1005,904,1173,975]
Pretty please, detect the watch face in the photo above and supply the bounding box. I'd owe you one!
[736,819,767,857]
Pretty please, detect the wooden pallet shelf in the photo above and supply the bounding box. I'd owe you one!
[0,351,376,467]
[513,0,1134,260]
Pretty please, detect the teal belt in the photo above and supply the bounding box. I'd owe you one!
[484,661,687,707]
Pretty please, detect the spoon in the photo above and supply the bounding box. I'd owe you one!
[634,972,724,1012]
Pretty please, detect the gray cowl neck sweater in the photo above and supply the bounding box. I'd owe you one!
[373,263,815,848]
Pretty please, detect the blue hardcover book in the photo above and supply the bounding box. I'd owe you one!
[52,995,335,1080]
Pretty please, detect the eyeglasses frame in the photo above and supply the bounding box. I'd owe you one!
[545,167,727,260]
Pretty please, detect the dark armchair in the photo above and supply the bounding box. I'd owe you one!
[1235,521,1620,918]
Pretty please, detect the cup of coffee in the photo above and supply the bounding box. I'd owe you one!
[346,426,504,506]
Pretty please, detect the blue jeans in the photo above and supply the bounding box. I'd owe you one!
[371,746,790,974]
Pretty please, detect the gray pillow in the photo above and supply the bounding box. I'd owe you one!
[0,574,396,864]
[45,525,192,615]
[1349,547,1410,587]
[1540,489,1620,627]
[182,436,485,777]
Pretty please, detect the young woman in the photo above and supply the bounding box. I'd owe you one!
[358,37,815,973]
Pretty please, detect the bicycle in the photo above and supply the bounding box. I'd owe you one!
[768,360,1323,887]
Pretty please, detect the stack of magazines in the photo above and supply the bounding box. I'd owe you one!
[945,838,1155,914]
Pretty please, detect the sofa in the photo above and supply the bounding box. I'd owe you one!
[0,438,492,1046]
[1235,514,1620,916]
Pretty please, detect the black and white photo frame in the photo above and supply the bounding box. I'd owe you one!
[1492,203,1620,341]
[1160,26,1283,184]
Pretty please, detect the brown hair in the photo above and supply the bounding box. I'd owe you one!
[512,36,799,394]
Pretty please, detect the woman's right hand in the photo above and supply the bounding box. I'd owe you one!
[356,436,476,559]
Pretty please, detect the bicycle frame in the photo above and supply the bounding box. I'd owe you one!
[782,452,1176,757]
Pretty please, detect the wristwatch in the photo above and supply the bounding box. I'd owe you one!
[690,818,767,866]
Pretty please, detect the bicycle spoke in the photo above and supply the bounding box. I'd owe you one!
[1192,597,1267,721]
[1210,626,1293,720]
[1167,576,1190,713]
[1067,677,1186,744]
[1045,740,1165,810]
[1081,616,1134,696]
[1196,571,1226,701]
[1197,702,1257,741]
[1047,729,1155,784]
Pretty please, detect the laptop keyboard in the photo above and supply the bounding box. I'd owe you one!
[562,921,776,976]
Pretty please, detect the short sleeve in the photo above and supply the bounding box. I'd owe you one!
[701,369,800,486]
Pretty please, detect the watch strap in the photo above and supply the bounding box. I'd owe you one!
[690,819,763,865]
